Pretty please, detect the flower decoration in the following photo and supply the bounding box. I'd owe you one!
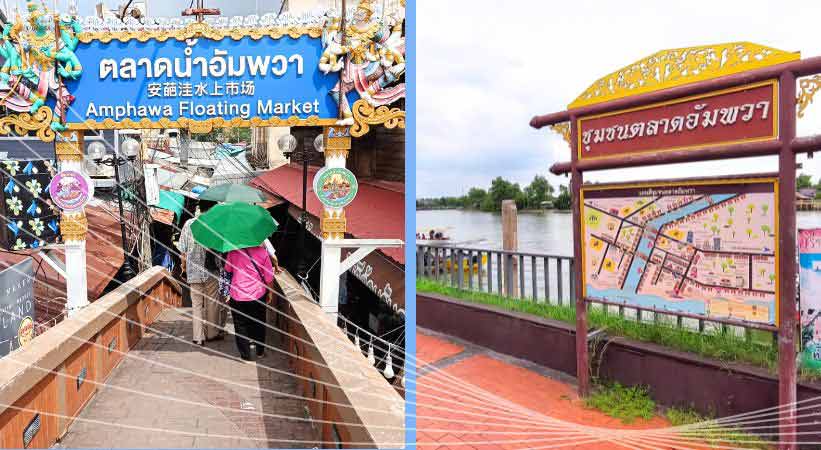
[29,218,44,236]
[3,161,19,176]
[13,238,26,250]
[25,179,42,195]
[6,197,22,215]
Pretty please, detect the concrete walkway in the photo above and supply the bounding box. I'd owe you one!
[59,308,320,448]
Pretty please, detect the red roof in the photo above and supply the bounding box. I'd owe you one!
[0,205,124,327]
[253,164,405,264]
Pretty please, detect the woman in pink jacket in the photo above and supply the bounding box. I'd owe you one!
[224,244,274,361]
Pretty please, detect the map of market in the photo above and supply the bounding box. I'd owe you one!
[582,179,778,325]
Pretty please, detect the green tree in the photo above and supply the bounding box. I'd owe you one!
[523,175,554,209]
[554,185,572,210]
[483,177,522,211]
[465,188,487,209]
[798,173,814,190]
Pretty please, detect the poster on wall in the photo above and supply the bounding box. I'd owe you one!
[581,176,778,325]
[799,228,821,370]
[0,160,60,251]
[0,258,35,357]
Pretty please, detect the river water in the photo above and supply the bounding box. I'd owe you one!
[417,208,821,330]
[417,209,821,255]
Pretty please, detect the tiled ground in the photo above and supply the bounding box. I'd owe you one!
[416,329,709,450]
[416,332,464,365]
[60,308,320,448]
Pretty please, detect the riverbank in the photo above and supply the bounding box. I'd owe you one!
[418,208,821,255]
[416,206,570,212]
[417,278,777,370]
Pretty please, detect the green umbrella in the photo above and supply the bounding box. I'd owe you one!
[198,183,268,203]
[191,202,278,252]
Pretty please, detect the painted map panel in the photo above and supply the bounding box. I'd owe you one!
[581,178,778,324]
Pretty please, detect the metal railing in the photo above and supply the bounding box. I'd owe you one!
[416,243,778,344]
[416,243,574,305]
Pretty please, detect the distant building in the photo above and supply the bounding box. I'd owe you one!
[798,189,816,200]
[96,1,149,21]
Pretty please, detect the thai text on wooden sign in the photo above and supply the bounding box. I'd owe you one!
[577,80,778,161]
[581,176,779,325]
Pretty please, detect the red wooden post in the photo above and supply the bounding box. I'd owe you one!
[570,114,590,397]
[778,70,798,450]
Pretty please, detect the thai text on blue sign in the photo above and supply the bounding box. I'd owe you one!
[65,34,339,125]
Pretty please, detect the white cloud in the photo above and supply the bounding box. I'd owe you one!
[417,0,821,197]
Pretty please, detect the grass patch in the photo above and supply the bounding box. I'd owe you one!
[666,407,772,449]
[584,383,655,424]
[417,277,778,370]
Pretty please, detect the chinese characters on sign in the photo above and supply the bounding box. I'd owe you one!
[577,81,778,161]
[67,35,337,125]
[582,177,778,325]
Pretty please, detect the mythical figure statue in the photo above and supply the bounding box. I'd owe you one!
[0,0,82,132]
[320,0,405,125]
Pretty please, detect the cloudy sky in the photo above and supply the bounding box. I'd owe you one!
[0,0,282,21]
[417,0,821,198]
[69,0,281,18]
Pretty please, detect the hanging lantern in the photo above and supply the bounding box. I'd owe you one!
[382,345,395,379]
[367,341,375,366]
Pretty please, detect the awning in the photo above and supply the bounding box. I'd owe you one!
[291,205,405,314]
[155,190,185,223]
[253,164,405,264]
[0,204,125,327]
[252,165,405,314]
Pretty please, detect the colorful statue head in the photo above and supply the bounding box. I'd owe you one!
[354,0,375,22]
[26,1,48,31]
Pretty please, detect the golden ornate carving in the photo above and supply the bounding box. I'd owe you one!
[350,99,405,137]
[68,115,338,132]
[324,125,352,158]
[0,106,56,142]
[55,131,84,161]
[321,210,346,240]
[60,212,88,241]
[78,22,322,44]
[797,75,821,119]
[549,122,570,145]
[570,42,800,109]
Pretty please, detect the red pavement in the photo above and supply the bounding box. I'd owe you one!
[417,332,464,366]
[416,331,714,450]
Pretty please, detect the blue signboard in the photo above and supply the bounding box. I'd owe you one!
[65,34,340,127]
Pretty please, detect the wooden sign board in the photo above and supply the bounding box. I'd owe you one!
[577,80,778,162]
[581,176,779,325]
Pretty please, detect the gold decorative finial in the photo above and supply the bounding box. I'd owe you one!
[549,122,570,145]
[797,75,821,119]
[570,42,800,109]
